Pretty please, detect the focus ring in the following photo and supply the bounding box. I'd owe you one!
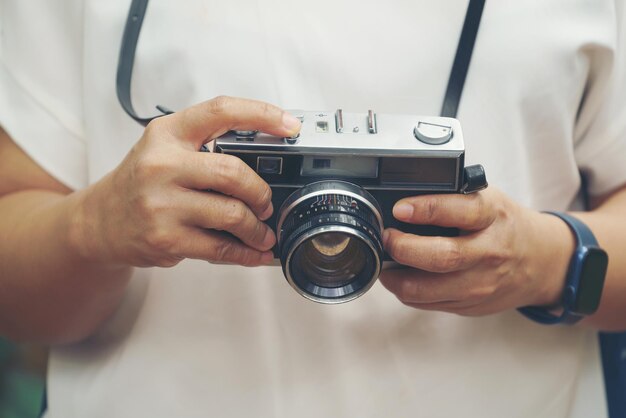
[279,211,383,263]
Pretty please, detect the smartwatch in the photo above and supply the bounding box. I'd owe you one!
[518,211,608,325]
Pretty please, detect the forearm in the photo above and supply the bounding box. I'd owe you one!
[574,188,626,331]
[0,189,131,344]
[0,97,300,344]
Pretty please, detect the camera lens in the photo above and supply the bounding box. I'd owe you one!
[293,232,368,288]
[277,181,384,304]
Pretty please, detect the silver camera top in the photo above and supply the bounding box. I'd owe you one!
[217,109,465,158]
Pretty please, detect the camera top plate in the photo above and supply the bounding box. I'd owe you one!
[216,110,465,158]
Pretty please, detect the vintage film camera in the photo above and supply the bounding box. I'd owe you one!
[214,110,487,304]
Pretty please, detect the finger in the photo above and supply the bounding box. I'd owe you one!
[383,228,480,273]
[180,190,275,251]
[404,303,502,317]
[402,300,480,312]
[165,96,301,149]
[379,268,485,305]
[392,189,496,231]
[400,302,490,317]
[178,153,273,219]
[177,227,274,267]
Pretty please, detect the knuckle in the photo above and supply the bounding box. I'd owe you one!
[144,228,176,254]
[155,256,183,268]
[493,202,510,226]
[474,194,487,217]
[221,202,249,230]
[250,220,268,244]
[215,154,248,183]
[386,235,406,261]
[395,244,419,268]
[397,280,418,302]
[486,250,509,269]
[213,239,236,262]
[423,198,439,223]
[432,240,464,272]
[468,284,497,302]
[260,101,279,121]
[463,199,486,228]
[256,184,272,210]
[134,152,170,180]
[233,161,253,185]
[135,193,169,221]
[463,209,482,229]
[238,250,260,267]
[209,95,232,115]
[143,117,167,138]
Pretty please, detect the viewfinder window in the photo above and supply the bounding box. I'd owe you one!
[257,157,283,175]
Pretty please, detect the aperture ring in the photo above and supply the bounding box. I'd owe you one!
[280,198,382,246]
[276,181,384,243]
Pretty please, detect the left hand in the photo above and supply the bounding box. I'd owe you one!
[379,187,575,316]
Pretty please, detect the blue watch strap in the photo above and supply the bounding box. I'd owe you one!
[518,211,601,325]
[546,211,599,248]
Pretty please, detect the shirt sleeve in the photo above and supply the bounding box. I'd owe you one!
[0,0,87,190]
[574,0,626,197]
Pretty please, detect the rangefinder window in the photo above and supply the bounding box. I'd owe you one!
[312,158,331,169]
[380,157,458,187]
[301,156,379,178]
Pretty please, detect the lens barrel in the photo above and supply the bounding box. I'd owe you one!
[277,181,384,304]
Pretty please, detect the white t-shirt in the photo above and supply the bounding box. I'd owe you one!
[2,1,626,417]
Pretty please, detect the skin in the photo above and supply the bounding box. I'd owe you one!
[0,96,624,345]
[380,185,626,331]
[0,96,300,344]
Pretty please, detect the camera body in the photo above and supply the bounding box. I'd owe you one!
[214,110,487,303]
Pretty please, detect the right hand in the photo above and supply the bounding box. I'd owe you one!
[74,96,301,268]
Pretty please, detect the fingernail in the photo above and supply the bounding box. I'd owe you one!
[262,228,276,249]
[282,112,301,135]
[382,229,390,247]
[261,251,274,265]
[393,203,414,220]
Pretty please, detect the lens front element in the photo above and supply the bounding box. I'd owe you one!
[277,181,384,304]
[292,230,371,289]
[310,232,352,258]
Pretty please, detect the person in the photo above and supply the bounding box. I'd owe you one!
[1,1,625,417]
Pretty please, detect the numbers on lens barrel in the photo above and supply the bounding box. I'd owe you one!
[306,194,360,215]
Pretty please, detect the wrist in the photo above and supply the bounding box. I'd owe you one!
[526,210,576,307]
[520,211,609,325]
[66,176,125,268]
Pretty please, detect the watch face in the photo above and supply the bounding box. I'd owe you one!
[574,248,609,315]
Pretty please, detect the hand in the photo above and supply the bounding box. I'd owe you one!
[379,187,576,316]
[73,96,301,268]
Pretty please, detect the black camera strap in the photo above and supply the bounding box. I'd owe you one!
[116,0,486,125]
[116,0,162,126]
[441,0,486,118]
